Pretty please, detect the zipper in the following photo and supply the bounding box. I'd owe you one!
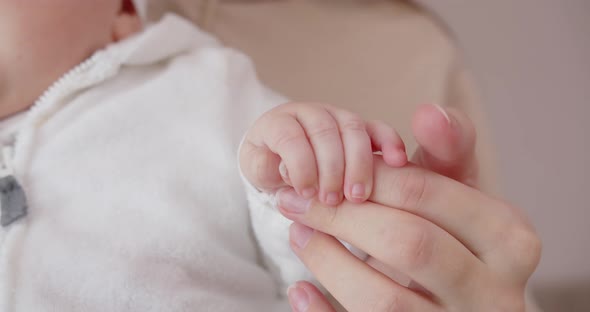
[0,53,102,178]
[26,51,108,130]
[0,50,120,310]
[0,51,118,226]
[11,50,119,180]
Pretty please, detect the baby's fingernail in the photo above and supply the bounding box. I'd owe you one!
[351,183,366,199]
[279,161,291,184]
[287,284,310,312]
[389,150,409,167]
[325,192,340,205]
[433,104,451,125]
[383,143,408,167]
[290,223,314,249]
[300,187,317,199]
[278,188,310,214]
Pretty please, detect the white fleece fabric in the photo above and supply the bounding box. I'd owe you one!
[0,113,24,145]
[0,14,304,311]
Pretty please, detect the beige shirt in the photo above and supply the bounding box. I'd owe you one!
[149,0,498,193]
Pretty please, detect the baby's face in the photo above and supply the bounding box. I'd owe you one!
[0,0,139,118]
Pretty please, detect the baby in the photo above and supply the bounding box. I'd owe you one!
[0,1,406,311]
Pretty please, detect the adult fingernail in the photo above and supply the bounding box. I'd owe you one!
[351,183,366,199]
[287,284,310,312]
[278,188,310,214]
[290,223,314,249]
[433,104,451,125]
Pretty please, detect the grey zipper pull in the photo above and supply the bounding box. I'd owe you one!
[0,175,27,227]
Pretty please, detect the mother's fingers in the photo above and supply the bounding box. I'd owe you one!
[287,281,336,312]
[289,223,440,312]
[279,191,485,304]
[370,157,541,277]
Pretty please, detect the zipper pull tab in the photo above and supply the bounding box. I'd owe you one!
[0,175,28,227]
[0,146,27,227]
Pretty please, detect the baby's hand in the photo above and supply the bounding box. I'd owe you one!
[240,102,407,205]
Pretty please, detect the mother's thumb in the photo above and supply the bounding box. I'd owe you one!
[410,104,478,185]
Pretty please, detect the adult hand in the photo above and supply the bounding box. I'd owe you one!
[279,105,541,311]
[410,104,477,187]
[362,104,481,289]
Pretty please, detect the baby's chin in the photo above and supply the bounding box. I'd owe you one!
[0,91,34,119]
[0,65,72,119]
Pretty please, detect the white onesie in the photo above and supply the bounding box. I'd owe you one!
[0,14,307,311]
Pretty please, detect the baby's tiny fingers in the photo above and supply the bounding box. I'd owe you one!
[287,281,337,312]
[262,113,318,198]
[366,120,408,167]
[295,105,345,206]
[326,108,373,203]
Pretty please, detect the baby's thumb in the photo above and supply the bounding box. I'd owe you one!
[239,140,288,192]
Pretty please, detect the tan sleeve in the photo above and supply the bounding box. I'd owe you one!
[445,55,500,196]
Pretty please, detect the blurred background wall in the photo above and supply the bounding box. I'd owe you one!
[417,0,590,309]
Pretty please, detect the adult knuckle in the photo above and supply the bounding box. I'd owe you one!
[507,225,542,272]
[494,214,543,279]
[391,170,429,209]
[369,293,405,312]
[489,292,526,312]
